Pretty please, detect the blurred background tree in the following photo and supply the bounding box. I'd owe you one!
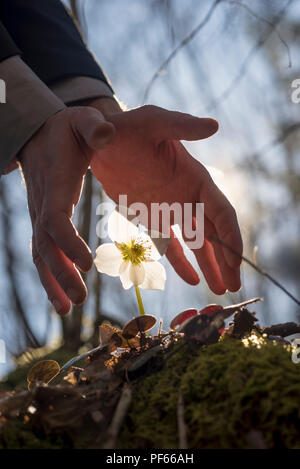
[0,0,299,378]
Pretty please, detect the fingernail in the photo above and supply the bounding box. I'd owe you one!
[53,299,62,314]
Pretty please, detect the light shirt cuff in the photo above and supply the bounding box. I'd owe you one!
[50,76,114,105]
[0,56,65,175]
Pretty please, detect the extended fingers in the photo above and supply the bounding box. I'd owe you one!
[166,233,199,285]
[213,241,241,292]
[200,172,243,268]
[35,227,87,307]
[140,105,219,141]
[41,173,93,273]
[166,224,229,294]
[204,218,241,292]
[40,207,93,273]
[191,238,227,295]
[32,240,72,316]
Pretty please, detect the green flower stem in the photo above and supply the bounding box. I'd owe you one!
[135,286,145,316]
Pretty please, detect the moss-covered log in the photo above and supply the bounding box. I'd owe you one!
[1,337,300,449]
[120,338,300,448]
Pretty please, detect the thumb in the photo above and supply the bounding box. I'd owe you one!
[150,106,218,141]
[72,107,116,150]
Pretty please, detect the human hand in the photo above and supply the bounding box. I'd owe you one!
[19,106,115,315]
[90,101,243,294]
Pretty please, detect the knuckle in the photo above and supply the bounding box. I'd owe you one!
[40,207,57,232]
[54,269,68,287]
[228,206,238,226]
[216,203,237,226]
[216,208,237,241]
[35,233,48,257]
[39,212,50,232]
[32,251,42,268]
[141,104,158,115]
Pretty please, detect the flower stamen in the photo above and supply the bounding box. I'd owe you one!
[116,238,150,265]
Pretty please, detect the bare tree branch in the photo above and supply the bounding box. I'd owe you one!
[263,322,300,337]
[249,122,300,159]
[226,0,291,67]
[143,0,221,102]
[143,0,292,104]
[211,235,300,307]
[209,0,293,111]
[0,181,41,350]
[102,384,132,449]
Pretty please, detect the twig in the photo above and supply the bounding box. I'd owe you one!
[144,0,292,103]
[158,318,163,336]
[0,181,41,349]
[263,322,300,338]
[226,0,291,67]
[143,0,221,102]
[102,383,132,449]
[60,343,108,372]
[223,297,262,311]
[177,391,188,449]
[211,235,300,307]
[209,0,293,110]
[248,123,300,160]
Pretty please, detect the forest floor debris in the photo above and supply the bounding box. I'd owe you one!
[1,298,300,449]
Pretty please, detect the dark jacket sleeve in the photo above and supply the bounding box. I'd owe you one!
[0,22,21,61]
[0,0,112,90]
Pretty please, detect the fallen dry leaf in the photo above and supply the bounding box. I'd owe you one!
[122,315,157,339]
[170,309,198,330]
[27,360,60,390]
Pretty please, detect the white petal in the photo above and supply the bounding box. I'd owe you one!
[94,244,122,276]
[140,261,166,290]
[148,240,162,261]
[119,261,133,289]
[129,263,145,286]
[108,209,139,243]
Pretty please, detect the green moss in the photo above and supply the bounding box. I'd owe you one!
[2,337,300,449]
[120,337,300,449]
[0,421,67,449]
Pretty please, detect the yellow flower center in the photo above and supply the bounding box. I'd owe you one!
[116,239,149,265]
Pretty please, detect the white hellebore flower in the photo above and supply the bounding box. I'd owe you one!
[94,209,166,290]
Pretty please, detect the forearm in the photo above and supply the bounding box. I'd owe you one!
[0,56,65,176]
[0,0,118,175]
